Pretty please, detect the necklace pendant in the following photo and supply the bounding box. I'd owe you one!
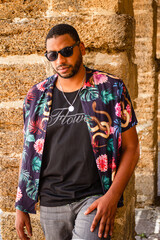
[68,105,74,112]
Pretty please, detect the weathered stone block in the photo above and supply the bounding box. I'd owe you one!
[1,211,45,240]
[50,0,119,13]
[157,11,160,58]
[0,107,23,127]
[0,129,23,154]
[134,12,153,38]
[0,196,16,212]
[138,130,155,148]
[136,111,156,122]
[135,173,154,206]
[133,0,154,10]
[118,0,134,16]
[112,206,126,240]
[0,60,47,101]
[0,168,18,197]
[134,39,154,58]
[136,72,156,86]
[84,51,130,82]
[0,153,21,168]
[123,174,135,204]
[123,197,135,239]
[0,15,134,56]
[0,0,48,19]
[137,150,155,170]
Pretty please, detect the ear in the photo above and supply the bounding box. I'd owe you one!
[79,42,85,56]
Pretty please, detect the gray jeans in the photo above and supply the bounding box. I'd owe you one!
[40,195,111,240]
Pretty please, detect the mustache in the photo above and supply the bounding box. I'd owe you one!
[56,64,71,70]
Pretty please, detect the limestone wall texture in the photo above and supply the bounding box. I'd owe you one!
[0,0,158,239]
[133,0,159,207]
[157,0,160,146]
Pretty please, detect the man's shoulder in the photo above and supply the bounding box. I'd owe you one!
[26,74,56,96]
[86,67,123,86]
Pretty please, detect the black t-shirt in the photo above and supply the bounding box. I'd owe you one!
[39,86,103,206]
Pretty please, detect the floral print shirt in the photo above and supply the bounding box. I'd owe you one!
[15,66,137,214]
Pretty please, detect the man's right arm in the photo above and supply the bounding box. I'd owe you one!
[15,209,32,240]
[15,153,32,239]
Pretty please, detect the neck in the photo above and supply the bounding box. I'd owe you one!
[56,65,86,92]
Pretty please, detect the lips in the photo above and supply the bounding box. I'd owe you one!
[58,67,69,72]
[57,65,70,73]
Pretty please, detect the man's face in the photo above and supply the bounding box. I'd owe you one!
[46,34,85,79]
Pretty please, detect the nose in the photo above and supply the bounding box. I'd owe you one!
[56,53,66,65]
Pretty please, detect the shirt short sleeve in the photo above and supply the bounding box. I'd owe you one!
[120,82,138,132]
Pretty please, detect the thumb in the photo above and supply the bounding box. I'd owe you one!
[84,200,98,215]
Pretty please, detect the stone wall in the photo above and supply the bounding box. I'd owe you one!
[157,0,160,145]
[0,0,149,239]
[133,0,159,207]
[133,0,158,205]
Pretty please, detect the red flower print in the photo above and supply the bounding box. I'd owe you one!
[93,72,108,85]
[118,134,121,148]
[109,157,116,169]
[123,85,126,93]
[126,104,132,122]
[115,103,121,117]
[126,104,131,114]
[83,82,92,88]
[96,154,108,172]
[34,138,44,154]
[91,138,99,153]
[26,89,35,104]
[105,126,114,135]
[37,79,47,91]
[112,157,116,169]
[16,187,23,202]
[110,126,115,134]
[29,119,43,134]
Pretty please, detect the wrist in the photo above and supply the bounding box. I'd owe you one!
[104,188,121,204]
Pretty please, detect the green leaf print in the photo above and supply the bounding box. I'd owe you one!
[107,138,114,152]
[101,90,115,104]
[22,149,28,163]
[32,156,41,172]
[25,128,35,147]
[26,179,39,201]
[19,169,30,183]
[34,96,48,116]
[25,103,30,118]
[16,205,28,213]
[84,115,94,131]
[79,87,99,102]
[101,176,110,191]
[26,134,35,142]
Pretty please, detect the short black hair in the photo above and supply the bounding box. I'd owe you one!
[46,24,80,44]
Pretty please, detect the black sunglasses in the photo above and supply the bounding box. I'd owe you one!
[45,41,80,61]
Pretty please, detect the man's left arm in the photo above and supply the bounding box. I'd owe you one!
[84,126,139,238]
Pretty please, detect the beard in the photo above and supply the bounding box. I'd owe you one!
[52,54,83,79]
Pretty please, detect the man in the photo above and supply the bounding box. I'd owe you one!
[15,24,139,240]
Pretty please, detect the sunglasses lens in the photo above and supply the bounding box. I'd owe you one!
[47,51,58,61]
[45,43,77,61]
[61,47,73,57]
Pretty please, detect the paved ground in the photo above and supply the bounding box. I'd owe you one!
[135,207,160,240]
